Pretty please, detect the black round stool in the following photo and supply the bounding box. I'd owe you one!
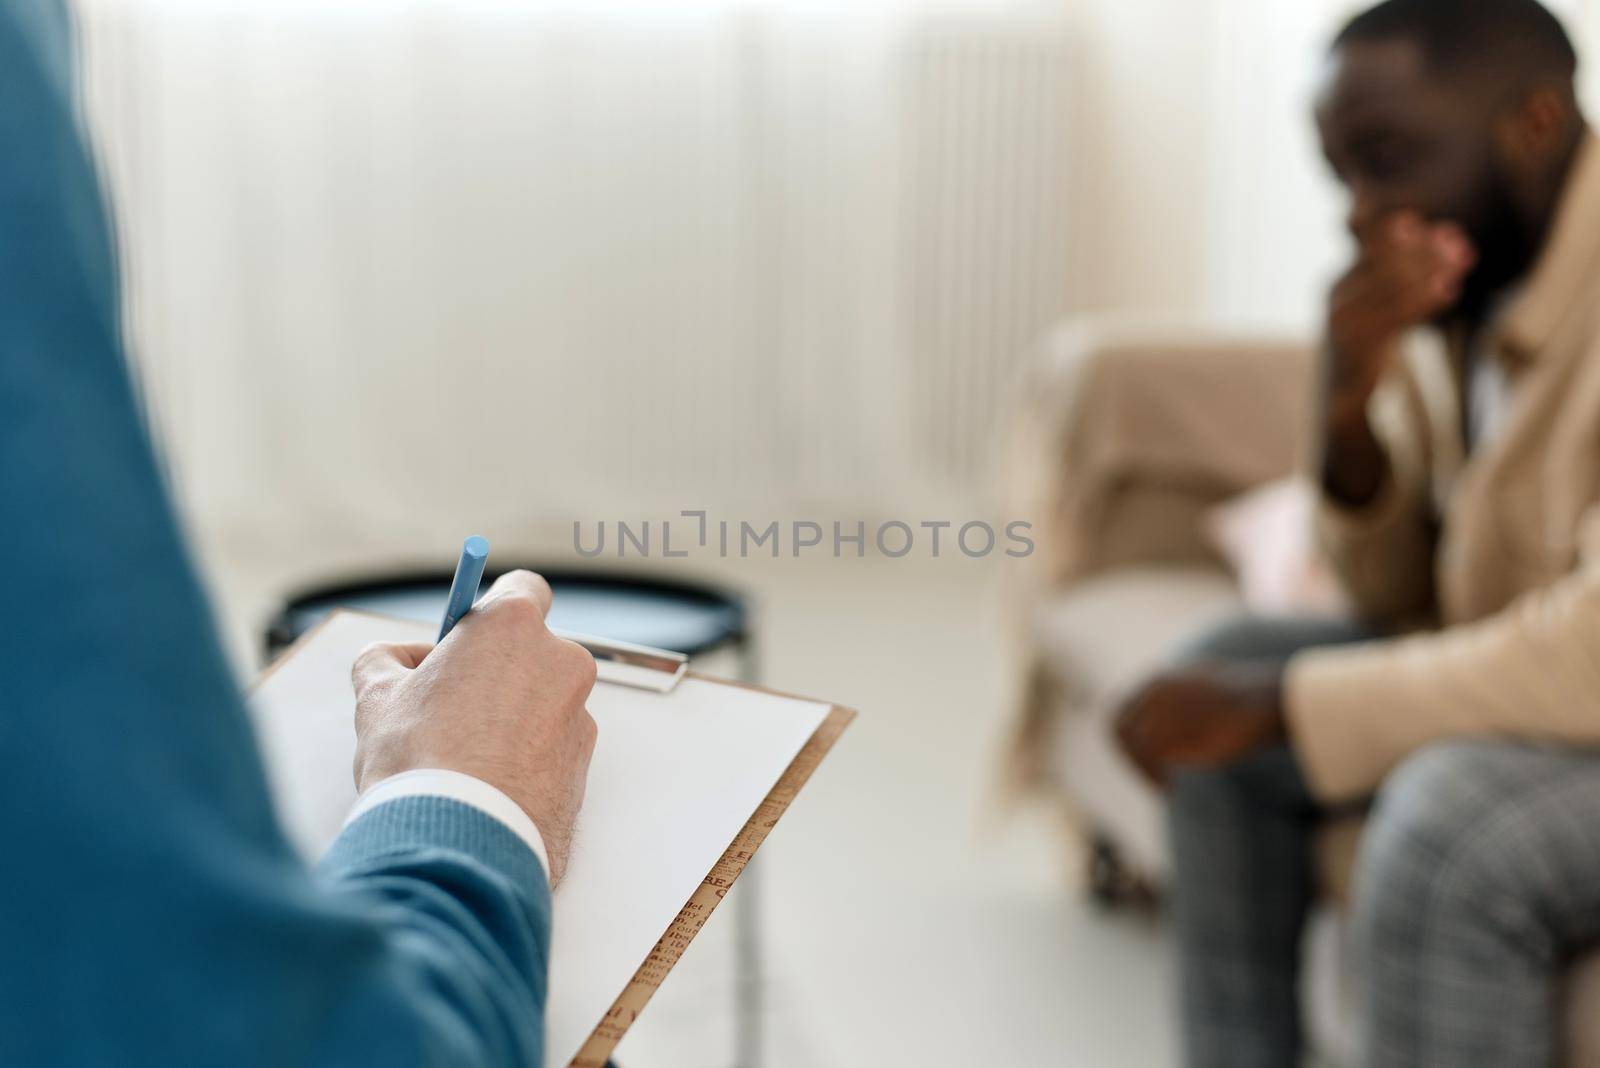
[265,567,751,669]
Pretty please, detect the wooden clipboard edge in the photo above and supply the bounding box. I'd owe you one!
[569,696,856,1068]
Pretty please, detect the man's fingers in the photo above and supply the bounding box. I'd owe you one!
[1353,209,1421,255]
[1115,690,1162,768]
[1388,210,1423,245]
[1116,703,1169,790]
[479,569,554,620]
[351,641,433,691]
[1429,271,1463,306]
[1360,213,1474,279]
[1429,218,1474,254]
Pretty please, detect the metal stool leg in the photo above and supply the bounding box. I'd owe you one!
[733,634,762,1068]
[735,851,763,1068]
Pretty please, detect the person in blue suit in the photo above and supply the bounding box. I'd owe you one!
[0,2,600,1064]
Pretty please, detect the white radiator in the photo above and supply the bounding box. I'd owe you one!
[904,19,1072,485]
[75,0,1074,556]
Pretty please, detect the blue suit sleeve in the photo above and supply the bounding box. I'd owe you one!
[313,798,554,1065]
[0,4,549,1065]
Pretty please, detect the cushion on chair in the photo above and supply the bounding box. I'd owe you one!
[1033,565,1244,702]
[1034,565,1243,877]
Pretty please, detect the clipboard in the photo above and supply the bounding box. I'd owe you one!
[249,609,854,1067]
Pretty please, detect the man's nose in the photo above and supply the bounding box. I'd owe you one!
[1346,187,1381,238]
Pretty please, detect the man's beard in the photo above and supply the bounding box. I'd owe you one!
[1455,179,1536,323]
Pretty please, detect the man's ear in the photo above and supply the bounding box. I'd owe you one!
[1495,85,1575,165]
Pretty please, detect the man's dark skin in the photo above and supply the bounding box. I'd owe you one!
[1116,35,1587,787]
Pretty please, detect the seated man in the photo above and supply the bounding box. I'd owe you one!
[2,3,596,1064]
[1117,1,1600,1065]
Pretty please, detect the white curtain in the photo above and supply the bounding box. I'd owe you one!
[76,0,1077,565]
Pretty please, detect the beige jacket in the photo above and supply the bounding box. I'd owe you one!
[1287,133,1600,803]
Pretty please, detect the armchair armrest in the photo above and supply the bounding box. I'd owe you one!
[1006,316,1315,588]
[996,317,1315,842]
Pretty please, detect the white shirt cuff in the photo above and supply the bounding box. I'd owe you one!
[345,768,550,880]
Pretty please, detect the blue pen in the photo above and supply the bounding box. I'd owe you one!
[438,535,490,642]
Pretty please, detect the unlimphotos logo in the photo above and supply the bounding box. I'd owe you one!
[573,511,1034,560]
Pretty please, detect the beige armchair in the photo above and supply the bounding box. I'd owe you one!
[1002,317,1600,1066]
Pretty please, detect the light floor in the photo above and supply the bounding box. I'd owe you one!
[209,545,1178,1068]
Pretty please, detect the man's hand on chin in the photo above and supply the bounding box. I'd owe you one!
[1114,660,1288,789]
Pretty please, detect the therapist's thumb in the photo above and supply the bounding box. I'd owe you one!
[352,641,434,694]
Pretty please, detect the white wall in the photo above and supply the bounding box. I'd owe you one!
[1057,0,1215,315]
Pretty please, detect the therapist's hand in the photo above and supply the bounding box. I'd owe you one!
[351,570,599,884]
